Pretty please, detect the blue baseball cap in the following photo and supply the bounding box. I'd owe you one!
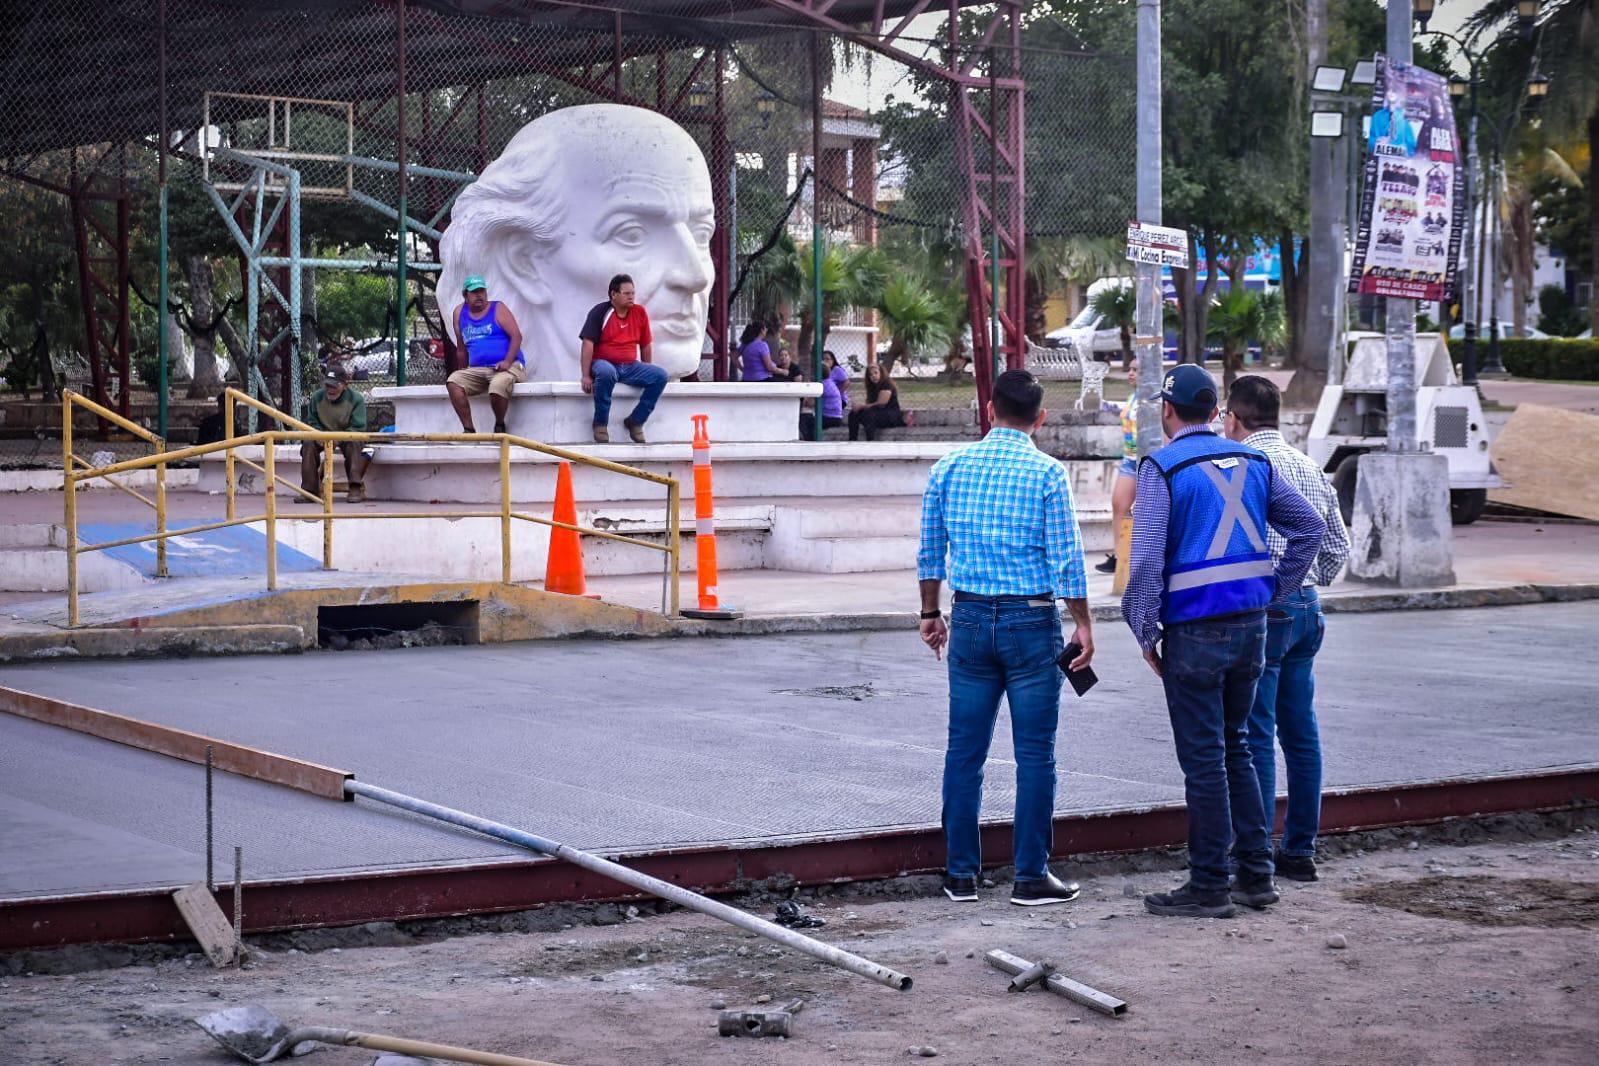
[1160,364,1219,409]
[461,275,487,293]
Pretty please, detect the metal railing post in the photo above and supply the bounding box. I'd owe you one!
[499,435,511,584]
[666,478,681,617]
[155,458,168,578]
[63,391,78,627]
[225,393,236,522]
[322,439,334,569]
[263,434,277,591]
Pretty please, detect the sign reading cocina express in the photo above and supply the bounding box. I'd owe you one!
[1349,55,1464,302]
[1126,221,1191,268]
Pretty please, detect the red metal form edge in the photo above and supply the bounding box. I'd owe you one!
[3,766,1594,953]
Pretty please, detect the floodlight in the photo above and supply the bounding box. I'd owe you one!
[1313,66,1346,93]
[1310,111,1345,139]
[1351,60,1378,86]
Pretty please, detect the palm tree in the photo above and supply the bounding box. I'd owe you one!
[1026,235,1126,339]
[1089,280,1138,369]
[876,274,955,377]
[1207,287,1286,392]
[1466,0,1599,333]
[793,242,889,364]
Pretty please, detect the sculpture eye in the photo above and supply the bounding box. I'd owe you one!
[691,224,715,246]
[610,223,646,248]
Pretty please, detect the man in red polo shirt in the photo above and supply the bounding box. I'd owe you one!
[579,274,671,443]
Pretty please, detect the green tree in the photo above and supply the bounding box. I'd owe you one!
[792,242,889,365]
[1467,0,1599,333]
[1208,286,1286,391]
[876,273,955,377]
[1089,280,1139,369]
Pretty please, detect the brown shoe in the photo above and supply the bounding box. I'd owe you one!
[592,424,609,443]
[623,418,646,443]
[346,485,366,503]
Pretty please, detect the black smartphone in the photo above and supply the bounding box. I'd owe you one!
[1057,642,1098,697]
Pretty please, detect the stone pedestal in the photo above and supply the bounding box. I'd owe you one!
[374,381,818,445]
[1349,452,1456,587]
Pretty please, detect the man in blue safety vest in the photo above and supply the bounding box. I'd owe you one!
[1121,364,1326,919]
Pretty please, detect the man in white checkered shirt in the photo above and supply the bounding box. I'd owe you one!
[1223,375,1350,883]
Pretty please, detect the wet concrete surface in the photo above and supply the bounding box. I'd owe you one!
[1,601,1594,899]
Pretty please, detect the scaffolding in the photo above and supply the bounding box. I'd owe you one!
[0,0,1075,436]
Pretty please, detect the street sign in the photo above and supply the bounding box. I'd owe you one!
[1126,221,1190,268]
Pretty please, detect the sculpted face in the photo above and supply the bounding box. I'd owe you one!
[440,105,716,380]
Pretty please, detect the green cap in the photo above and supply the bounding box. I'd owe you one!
[461,275,487,293]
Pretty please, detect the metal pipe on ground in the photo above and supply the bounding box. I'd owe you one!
[343,780,913,992]
[986,949,1127,1016]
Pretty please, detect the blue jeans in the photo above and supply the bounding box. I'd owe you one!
[1248,587,1326,857]
[1161,611,1273,892]
[591,360,670,426]
[942,599,1063,881]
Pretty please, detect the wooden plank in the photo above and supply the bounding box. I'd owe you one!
[171,883,238,967]
[1489,403,1599,522]
[0,685,353,801]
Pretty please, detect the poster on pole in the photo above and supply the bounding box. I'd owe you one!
[1348,55,1464,302]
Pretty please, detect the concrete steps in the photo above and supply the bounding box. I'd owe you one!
[0,546,150,593]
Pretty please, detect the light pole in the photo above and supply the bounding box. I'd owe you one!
[1309,61,1376,389]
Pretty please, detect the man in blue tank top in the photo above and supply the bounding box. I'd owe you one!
[1121,364,1326,919]
[446,275,527,433]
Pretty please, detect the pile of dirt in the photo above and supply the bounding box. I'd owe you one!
[1344,875,1599,928]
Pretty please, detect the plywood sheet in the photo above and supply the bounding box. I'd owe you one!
[1489,403,1599,521]
[171,883,238,967]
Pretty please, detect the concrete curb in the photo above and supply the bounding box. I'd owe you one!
[1,582,1592,661]
[0,624,306,663]
[680,581,1599,636]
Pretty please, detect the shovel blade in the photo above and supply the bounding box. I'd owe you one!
[195,1004,295,1064]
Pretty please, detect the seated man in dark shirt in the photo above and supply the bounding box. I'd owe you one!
[579,273,670,443]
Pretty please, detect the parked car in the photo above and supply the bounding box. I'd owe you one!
[1447,322,1549,341]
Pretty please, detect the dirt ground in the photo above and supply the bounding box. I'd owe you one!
[2,819,1596,1066]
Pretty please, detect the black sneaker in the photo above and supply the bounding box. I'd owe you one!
[1230,874,1280,909]
[1144,882,1236,918]
[943,874,978,903]
[1093,554,1117,574]
[1010,872,1081,907]
[1274,851,1318,883]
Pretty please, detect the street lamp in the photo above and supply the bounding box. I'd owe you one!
[687,82,712,113]
[1527,72,1551,104]
[756,89,778,129]
[1516,0,1542,40]
[1449,74,1469,99]
[1413,0,1435,31]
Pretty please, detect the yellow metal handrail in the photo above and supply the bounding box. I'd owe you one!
[61,391,682,627]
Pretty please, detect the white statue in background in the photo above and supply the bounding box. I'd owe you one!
[439,104,715,381]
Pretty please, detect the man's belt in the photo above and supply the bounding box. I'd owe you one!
[952,592,1055,607]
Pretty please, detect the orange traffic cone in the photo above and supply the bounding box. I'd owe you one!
[544,461,592,597]
[681,414,740,620]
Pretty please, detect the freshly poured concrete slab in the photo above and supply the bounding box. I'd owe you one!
[1,601,1594,900]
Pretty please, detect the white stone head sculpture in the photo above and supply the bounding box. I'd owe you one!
[439,104,715,381]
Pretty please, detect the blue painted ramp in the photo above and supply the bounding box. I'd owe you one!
[78,524,323,579]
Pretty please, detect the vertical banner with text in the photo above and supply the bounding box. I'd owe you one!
[1348,55,1465,302]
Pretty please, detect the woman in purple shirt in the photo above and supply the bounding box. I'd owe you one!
[738,321,776,382]
[824,350,849,415]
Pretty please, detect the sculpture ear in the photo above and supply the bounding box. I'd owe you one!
[483,225,554,307]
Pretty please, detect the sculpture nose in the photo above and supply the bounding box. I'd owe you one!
[662,225,712,291]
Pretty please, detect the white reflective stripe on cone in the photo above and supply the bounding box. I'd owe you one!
[696,518,716,537]
[692,450,712,466]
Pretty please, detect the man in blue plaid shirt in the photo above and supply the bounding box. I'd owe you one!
[917,370,1094,907]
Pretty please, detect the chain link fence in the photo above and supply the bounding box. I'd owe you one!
[1,0,1133,448]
